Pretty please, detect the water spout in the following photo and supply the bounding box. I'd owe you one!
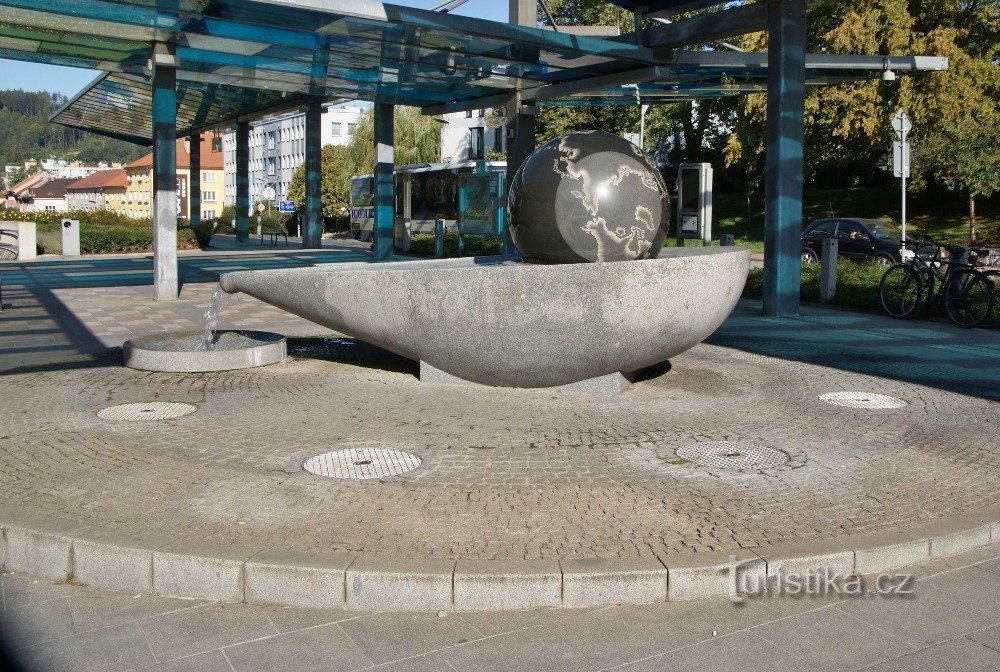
[197,286,229,351]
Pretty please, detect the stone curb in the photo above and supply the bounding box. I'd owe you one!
[0,509,996,611]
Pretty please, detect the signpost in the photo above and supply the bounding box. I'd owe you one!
[278,200,296,213]
[892,109,912,252]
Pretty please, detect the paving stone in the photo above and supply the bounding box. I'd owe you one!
[753,604,914,670]
[223,623,372,672]
[244,550,353,610]
[0,572,85,608]
[18,622,156,672]
[346,558,454,612]
[338,611,481,665]
[561,557,667,608]
[454,559,561,611]
[66,591,202,634]
[865,637,1000,672]
[614,630,803,672]
[0,593,76,649]
[134,650,235,672]
[140,603,278,661]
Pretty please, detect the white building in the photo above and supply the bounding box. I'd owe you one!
[439,109,507,164]
[223,103,366,207]
[4,159,116,183]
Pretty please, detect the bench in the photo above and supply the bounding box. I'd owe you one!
[0,228,17,311]
[260,229,288,246]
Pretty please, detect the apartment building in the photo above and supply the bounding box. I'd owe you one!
[65,169,127,213]
[123,134,224,220]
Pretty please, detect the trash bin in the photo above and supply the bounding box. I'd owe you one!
[60,219,80,256]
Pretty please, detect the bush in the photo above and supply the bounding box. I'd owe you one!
[743,260,889,313]
[407,231,503,257]
[190,223,213,250]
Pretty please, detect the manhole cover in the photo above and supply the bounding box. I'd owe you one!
[819,392,907,409]
[730,352,776,363]
[303,448,421,480]
[97,402,197,421]
[675,442,789,470]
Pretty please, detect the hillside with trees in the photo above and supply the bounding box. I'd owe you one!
[0,89,144,177]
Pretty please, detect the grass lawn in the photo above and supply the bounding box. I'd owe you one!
[713,185,999,251]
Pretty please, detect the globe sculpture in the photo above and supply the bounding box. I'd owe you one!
[508,130,670,264]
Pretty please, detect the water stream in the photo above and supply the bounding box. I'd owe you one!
[197,286,229,351]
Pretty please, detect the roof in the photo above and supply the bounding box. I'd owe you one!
[125,134,224,171]
[27,178,76,199]
[6,171,49,196]
[66,169,128,191]
[0,0,948,143]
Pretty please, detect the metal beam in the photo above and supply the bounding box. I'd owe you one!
[188,133,201,228]
[525,66,669,102]
[303,101,323,249]
[235,120,250,242]
[644,2,768,51]
[763,0,806,317]
[373,103,394,261]
[151,42,178,301]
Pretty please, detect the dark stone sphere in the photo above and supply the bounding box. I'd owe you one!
[508,130,670,264]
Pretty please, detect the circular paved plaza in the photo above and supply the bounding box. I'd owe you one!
[2,336,997,562]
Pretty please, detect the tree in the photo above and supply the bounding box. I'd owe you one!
[344,106,442,179]
[286,144,353,217]
[911,116,1000,243]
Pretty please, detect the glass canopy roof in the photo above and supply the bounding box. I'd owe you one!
[0,0,947,144]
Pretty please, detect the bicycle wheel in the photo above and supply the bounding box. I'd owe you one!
[944,268,994,328]
[879,264,922,318]
[982,270,1000,329]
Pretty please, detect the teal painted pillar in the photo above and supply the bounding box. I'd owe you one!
[303,101,323,248]
[506,0,538,256]
[188,133,200,228]
[373,103,394,261]
[151,43,178,301]
[235,121,250,242]
[763,0,806,317]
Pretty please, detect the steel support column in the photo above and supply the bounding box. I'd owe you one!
[373,102,394,261]
[505,0,538,255]
[151,43,177,301]
[303,101,323,248]
[763,0,806,316]
[235,121,250,242]
[188,133,200,228]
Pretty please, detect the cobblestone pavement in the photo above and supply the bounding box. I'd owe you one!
[2,545,998,671]
[1,252,999,561]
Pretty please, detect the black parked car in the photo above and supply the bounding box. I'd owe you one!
[801,218,902,266]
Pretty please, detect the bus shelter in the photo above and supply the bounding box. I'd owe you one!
[0,0,946,314]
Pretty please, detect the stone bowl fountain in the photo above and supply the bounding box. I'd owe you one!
[123,330,286,373]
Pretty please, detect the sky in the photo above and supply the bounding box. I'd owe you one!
[0,0,512,97]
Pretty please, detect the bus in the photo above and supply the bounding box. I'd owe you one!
[349,160,506,243]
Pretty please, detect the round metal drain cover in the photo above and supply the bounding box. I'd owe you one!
[676,442,789,470]
[303,448,421,480]
[97,402,197,421]
[819,392,907,409]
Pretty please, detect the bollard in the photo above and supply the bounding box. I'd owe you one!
[401,219,411,253]
[820,238,838,302]
[720,234,735,247]
[256,215,262,237]
[60,219,80,256]
[434,219,444,258]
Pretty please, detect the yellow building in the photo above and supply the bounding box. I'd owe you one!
[123,134,224,220]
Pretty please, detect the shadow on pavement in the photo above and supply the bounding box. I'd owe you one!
[709,300,1000,402]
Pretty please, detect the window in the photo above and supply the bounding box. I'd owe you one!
[469,127,485,160]
[836,221,867,241]
[202,172,215,183]
[44,205,56,212]
[203,209,216,219]
[808,221,836,237]
[266,158,276,176]
[266,131,276,150]
[348,123,357,136]
[331,122,342,136]
[494,127,504,154]
[202,191,217,202]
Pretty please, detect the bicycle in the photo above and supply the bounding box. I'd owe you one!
[983,268,1000,329]
[879,234,995,328]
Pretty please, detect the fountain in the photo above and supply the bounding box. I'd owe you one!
[122,287,287,373]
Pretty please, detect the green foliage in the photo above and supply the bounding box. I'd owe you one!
[911,116,1000,243]
[287,144,352,217]
[742,260,889,312]
[346,107,442,179]
[0,89,143,168]
[191,223,213,250]
[407,231,502,257]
